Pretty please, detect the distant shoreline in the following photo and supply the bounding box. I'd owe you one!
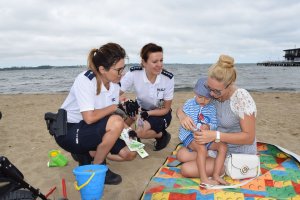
[0,63,260,70]
[0,65,86,71]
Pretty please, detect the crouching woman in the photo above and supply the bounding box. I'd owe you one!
[55,43,136,185]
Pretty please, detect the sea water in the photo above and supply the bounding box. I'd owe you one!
[0,64,299,94]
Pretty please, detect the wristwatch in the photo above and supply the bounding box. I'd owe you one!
[215,131,220,143]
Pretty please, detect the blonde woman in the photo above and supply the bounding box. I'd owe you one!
[176,55,257,184]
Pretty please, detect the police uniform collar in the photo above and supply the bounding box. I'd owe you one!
[101,81,115,94]
[142,69,161,84]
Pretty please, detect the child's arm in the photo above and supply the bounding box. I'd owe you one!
[208,105,218,130]
[182,98,193,116]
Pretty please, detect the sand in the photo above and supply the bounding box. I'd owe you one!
[0,91,299,199]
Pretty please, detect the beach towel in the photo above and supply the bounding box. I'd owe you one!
[141,142,300,200]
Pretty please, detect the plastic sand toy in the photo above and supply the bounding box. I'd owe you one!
[48,150,68,167]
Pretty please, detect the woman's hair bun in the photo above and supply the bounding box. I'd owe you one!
[217,54,234,68]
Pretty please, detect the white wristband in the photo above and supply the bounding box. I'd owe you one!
[215,131,220,143]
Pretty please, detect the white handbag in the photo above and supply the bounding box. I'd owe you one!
[200,153,261,189]
[224,153,260,179]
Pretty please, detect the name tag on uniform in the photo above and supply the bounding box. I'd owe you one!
[157,88,165,98]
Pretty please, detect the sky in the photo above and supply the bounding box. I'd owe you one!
[1,0,300,67]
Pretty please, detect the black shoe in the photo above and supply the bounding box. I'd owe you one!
[105,168,122,185]
[71,153,93,166]
[154,131,171,151]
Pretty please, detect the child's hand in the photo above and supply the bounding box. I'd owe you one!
[180,115,196,131]
[200,124,210,130]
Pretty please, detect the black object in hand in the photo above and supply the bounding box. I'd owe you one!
[128,130,138,139]
[140,111,149,120]
[124,99,139,117]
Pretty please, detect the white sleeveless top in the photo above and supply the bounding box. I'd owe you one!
[213,88,257,154]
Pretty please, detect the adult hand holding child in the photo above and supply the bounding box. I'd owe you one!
[193,130,218,145]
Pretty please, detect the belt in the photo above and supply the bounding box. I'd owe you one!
[67,122,77,129]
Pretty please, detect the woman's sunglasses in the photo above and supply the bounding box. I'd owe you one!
[204,84,229,96]
[112,65,127,75]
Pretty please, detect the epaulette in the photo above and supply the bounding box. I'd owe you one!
[161,69,174,79]
[130,66,143,72]
[84,70,95,80]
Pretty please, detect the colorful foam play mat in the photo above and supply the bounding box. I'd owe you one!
[141,142,300,200]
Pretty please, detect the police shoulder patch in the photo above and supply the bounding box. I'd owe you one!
[84,70,95,80]
[130,66,143,72]
[161,69,174,79]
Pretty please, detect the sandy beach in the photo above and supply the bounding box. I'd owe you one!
[0,91,299,199]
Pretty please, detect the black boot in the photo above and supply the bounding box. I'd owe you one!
[154,130,171,151]
[104,168,122,185]
[101,160,122,185]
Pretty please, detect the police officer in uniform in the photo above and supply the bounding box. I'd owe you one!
[55,43,136,185]
[120,43,174,151]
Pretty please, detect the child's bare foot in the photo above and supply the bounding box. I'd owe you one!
[200,178,219,186]
[213,175,228,185]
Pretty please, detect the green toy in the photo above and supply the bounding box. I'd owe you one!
[48,150,68,167]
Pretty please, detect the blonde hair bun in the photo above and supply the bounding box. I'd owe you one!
[217,55,234,69]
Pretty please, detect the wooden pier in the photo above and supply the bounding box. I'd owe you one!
[257,47,300,67]
[257,61,300,67]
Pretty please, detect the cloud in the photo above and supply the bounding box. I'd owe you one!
[0,0,300,67]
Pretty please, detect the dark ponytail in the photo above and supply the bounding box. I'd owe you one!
[87,43,126,94]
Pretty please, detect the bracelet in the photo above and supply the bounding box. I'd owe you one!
[215,131,221,143]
